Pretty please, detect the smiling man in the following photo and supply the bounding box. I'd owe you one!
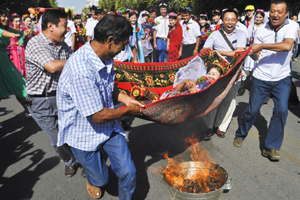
[201,8,246,140]
[56,14,143,199]
[25,9,76,176]
[180,6,201,60]
[233,0,298,161]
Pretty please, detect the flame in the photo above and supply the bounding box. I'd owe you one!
[162,135,226,194]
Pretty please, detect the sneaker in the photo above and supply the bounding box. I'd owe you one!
[262,148,280,161]
[65,165,77,177]
[233,138,243,148]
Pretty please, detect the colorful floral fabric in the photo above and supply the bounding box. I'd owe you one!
[114,48,250,125]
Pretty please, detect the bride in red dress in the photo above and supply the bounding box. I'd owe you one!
[167,12,183,62]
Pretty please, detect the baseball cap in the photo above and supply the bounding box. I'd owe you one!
[245,5,255,11]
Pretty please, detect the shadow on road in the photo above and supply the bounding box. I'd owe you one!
[0,112,59,200]
[126,118,209,200]
[0,107,13,117]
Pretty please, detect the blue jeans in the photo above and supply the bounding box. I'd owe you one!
[235,76,291,150]
[70,132,136,200]
[157,38,168,62]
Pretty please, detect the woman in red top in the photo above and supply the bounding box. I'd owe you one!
[74,14,86,51]
[167,12,183,62]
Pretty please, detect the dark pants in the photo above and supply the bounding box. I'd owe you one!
[181,43,196,60]
[28,96,75,167]
[235,76,291,150]
[150,39,158,62]
[71,132,136,200]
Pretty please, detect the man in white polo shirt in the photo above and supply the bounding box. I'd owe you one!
[180,7,201,60]
[233,0,298,161]
[85,6,98,41]
[153,2,169,62]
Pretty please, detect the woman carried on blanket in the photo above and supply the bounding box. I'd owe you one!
[160,62,224,99]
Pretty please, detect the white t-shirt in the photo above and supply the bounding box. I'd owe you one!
[64,20,76,47]
[153,15,169,39]
[85,18,98,38]
[180,19,201,45]
[236,21,248,38]
[253,19,298,81]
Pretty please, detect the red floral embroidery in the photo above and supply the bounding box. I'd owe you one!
[67,27,70,31]
[136,27,140,33]
[186,26,190,31]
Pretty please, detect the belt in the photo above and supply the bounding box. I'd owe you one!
[157,37,167,41]
[28,91,56,98]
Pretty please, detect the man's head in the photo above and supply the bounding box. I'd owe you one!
[291,15,298,22]
[211,9,221,23]
[159,2,168,17]
[181,7,192,23]
[222,9,238,34]
[95,8,105,21]
[269,0,289,28]
[93,15,132,59]
[245,5,255,20]
[42,9,68,44]
[90,6,97,20]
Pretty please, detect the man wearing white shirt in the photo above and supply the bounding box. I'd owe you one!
[180,7,201,60]
[153,2,169,62]
[64,19,76,51]
[85,6,98,41]
[234,0,298,161]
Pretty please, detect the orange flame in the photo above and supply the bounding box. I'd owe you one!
[162,134,226,193]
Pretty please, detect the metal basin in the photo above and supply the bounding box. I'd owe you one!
[163,161,232,200]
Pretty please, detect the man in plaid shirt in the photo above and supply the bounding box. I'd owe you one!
[25,9,77,177]
[57,15,143,199]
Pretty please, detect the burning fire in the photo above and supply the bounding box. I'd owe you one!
[162,136,227,193]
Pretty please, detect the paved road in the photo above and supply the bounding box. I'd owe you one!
[1,61,300,200]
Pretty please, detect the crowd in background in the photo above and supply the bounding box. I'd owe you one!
[1,0,300,199]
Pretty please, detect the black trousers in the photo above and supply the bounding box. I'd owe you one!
[180,43,196,60]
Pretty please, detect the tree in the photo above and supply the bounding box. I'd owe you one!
[3,0,58,16]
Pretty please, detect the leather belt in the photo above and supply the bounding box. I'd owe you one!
[157,37,167,41]
[28,91,56,98]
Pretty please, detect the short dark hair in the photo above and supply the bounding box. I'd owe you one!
[95,8,105,15]
[221,8,238,20]
[94,14,132,45]
[42,9,68,31]
[270,0,289,12]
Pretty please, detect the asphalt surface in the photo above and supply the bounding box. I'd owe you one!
[1,61,300,200]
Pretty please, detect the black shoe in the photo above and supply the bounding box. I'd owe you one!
[204,133,212,141]
[237,88,246,96]
[65,165,77,177]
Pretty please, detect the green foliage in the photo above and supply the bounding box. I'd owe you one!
[2,0,58,15]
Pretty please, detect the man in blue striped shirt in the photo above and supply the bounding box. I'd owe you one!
[57,15,143,199]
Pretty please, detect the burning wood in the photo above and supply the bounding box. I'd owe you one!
[162,136,227,194]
